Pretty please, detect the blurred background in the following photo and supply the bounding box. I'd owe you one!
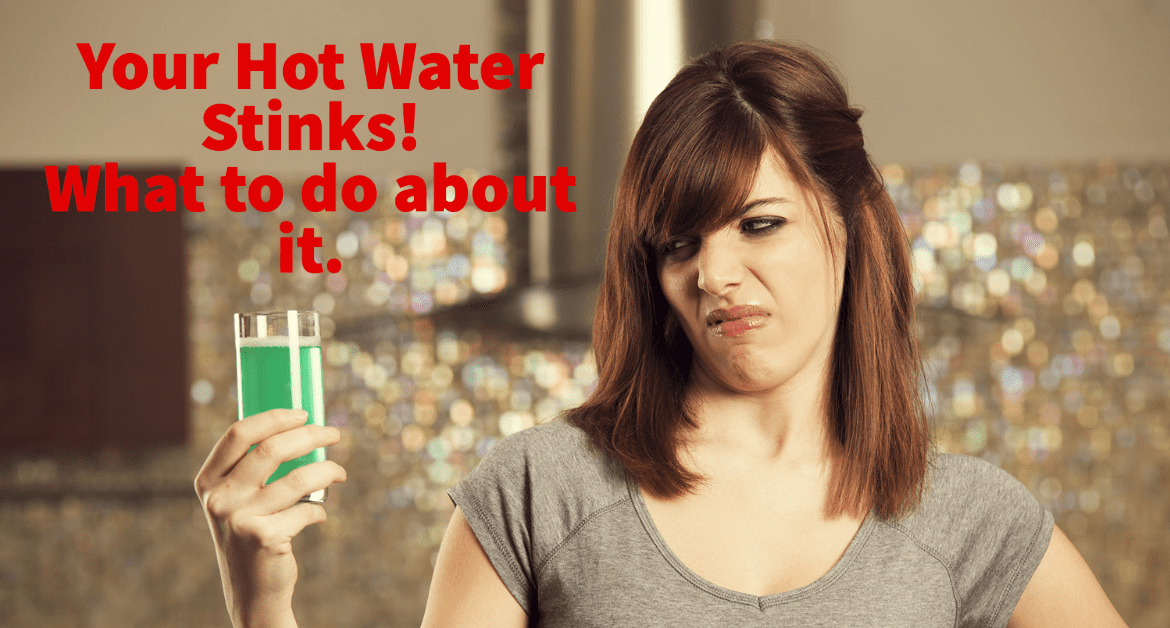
[1,0,1168,626]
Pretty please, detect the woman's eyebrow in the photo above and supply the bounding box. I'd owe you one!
[736,197,792,216]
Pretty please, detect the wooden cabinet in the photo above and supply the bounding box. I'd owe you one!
[0,167,187,450]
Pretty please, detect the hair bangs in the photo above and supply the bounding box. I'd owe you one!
[640,95,768,255]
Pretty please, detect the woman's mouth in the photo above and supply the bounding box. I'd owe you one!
[705,305,770,338]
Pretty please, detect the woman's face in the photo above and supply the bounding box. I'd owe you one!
[657,153,846,396]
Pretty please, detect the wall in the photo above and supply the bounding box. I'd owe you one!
[760,0,1170,165]
[0,0,501,176]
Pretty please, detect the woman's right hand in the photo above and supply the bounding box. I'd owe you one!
[194,409,347,628]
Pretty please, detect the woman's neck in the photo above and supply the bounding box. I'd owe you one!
[682,358,835,475]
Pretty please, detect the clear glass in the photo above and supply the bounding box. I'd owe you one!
[233,310,327,503]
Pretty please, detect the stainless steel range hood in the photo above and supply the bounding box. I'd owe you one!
[396,0,759,340]
[517,0,760,337]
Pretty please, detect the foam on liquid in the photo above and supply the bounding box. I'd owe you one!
[237,335,321,348]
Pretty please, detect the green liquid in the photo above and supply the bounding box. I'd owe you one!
[238,343,326,485]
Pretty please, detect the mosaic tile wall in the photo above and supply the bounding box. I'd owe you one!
[1,161,1168,627]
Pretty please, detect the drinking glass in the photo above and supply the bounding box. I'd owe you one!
[233,310,327,503]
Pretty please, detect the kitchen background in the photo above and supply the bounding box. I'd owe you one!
[1,0,1168,626]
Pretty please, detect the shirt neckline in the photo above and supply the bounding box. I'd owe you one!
[625,475,876,609]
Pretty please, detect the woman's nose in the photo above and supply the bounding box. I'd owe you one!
[695,232,744,296]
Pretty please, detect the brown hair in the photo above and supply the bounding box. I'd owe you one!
[566,40,931,520]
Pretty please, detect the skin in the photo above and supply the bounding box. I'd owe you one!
[1008,525,1128,627]
[197,154,1127,627]
[648,151,860,596]
[194,409,347,628]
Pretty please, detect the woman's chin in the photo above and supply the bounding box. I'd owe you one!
[703,363,798,396]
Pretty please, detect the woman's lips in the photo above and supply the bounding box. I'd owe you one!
[706,305,770,338]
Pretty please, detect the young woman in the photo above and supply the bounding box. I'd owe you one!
[196,41,1128,627]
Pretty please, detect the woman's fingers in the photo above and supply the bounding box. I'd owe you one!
[250,460,348,515]
[228,424,342,489]
[196,409,310,491]
[265,501,330,540]
[194,411,344,626]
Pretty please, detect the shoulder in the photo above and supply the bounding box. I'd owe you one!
[921,454,1046,530]
[880,453,1055,627]
[478,419,605,464]
[447,420,631,614]
[890,453,1051,551]
[465,419,629,503]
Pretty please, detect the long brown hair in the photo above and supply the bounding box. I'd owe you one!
[566,41,930,520]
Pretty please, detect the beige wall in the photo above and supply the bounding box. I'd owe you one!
[0,0,501,177]
[7,1,1166,175]
[761,0,1170,165]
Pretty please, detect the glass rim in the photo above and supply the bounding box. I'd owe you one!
[234,310,319,318]
[234,310,321,342]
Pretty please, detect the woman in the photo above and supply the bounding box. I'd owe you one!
[196,41,1127,627]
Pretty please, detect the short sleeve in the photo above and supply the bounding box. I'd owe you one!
[447,427,543,615]
[445,421,628,617]
[931,456,1055,628]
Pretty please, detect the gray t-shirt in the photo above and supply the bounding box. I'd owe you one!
[448,420,1053,627]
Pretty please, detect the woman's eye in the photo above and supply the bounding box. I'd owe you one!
[741,217,786,235]
[661,238,695,254]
